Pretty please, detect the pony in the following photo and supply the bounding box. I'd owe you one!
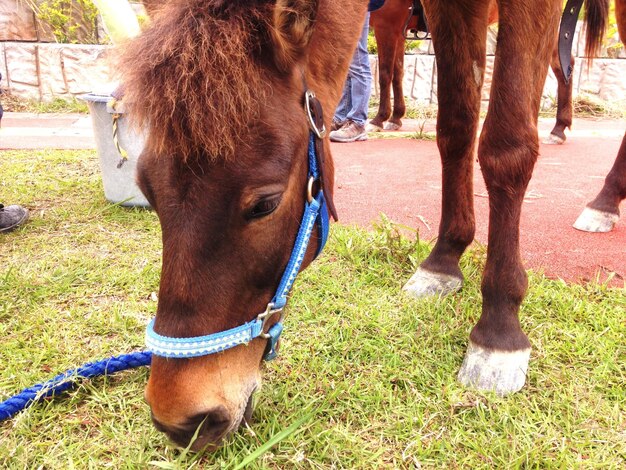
[119,0,616,452]
[120,0,365,451]
[369,0,574,145]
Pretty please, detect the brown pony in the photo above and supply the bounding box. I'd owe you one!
[120,0,366,451]
[118,0,615,452]
[369,0,574,145]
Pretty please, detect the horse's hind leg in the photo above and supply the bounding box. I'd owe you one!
[368,26,399,131]
[457,0,561,395]
[573,0,626,232]
[385,34,407,131]
[574,132,626,232]
[403,0,489,297]
[544,48,573,145]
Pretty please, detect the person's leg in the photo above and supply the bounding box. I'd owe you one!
[0,204,29,233]
[333,76,351,129]
[345,12,372,126]
[330,13,371,142]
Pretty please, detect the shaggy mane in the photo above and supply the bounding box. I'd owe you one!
[118,0,273,161]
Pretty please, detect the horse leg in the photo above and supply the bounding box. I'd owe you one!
[403,0,489,297]
[573,132,626,232]
[385,34,406,131]
[368,25,400,131]
[457,0,561,395]
[573,0,626,232]
[544,48,573,145]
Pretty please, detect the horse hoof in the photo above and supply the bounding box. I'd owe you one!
[383,122,401,131]
[542,133,565,145]
[573,207,618,233]
[402,267,463,297]
[365,123,383,132]
[457,341,531,396]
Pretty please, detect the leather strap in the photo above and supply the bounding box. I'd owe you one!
[558,0,585,84]
[306,90,339,221]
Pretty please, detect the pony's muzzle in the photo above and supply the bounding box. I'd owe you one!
[151,405,232,451]
[149,389,257,451]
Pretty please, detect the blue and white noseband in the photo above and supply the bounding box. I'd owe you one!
[146,90,332,362]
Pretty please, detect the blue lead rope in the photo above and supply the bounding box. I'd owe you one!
[0,351,152,422]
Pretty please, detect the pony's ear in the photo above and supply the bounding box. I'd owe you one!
[270,0,318,73]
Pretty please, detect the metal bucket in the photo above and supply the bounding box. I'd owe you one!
[81,93,149,207]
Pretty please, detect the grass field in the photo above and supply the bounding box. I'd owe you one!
[1,149,624,468]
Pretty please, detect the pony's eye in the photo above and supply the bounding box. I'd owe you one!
[248,196,282,219]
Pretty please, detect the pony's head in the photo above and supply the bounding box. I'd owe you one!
[120,0,366,451]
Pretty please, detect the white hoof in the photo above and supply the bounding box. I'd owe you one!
[542,133,565,145]
[383,122,401,131]
[457,341,531,396]
[573,207,618,233]
[402,267,463,298]
[365,123,383,132]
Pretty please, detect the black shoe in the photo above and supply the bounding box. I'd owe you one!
[0,204,29,233]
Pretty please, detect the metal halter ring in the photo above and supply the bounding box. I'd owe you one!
[257,303,284,339]
[304,90,327,139]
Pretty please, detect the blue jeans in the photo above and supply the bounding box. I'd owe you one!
[334,13,371,127]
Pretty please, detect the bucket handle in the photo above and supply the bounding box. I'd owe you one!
[108,98,128,169]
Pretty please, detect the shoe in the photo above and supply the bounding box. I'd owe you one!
[331,119,346,132]
[329,120,367,143]
[0,204,29,233]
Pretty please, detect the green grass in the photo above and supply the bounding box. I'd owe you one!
[1,94,89,114]
[1,150,624,468]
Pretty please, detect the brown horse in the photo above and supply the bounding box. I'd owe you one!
[120,0,366,451]
[369,0,574,145]
[118,0,613,452]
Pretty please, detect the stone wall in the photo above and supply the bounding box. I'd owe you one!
[0,0,146,100]
[1,42,112,100]
[2,14,626,105]
[371,54,626,110]
[369,25,626,109]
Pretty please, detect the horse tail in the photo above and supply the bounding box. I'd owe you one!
[583,0,610,59]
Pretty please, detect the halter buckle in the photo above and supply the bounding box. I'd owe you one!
[258,303,284,339]
[305,90,327,139]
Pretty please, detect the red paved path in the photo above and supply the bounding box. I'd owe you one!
[332,119,625,286]
[2,113,624,286]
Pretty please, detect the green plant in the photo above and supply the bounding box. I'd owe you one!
[367,30,377,54]
[0,93,89,113]
[23,0,100,44]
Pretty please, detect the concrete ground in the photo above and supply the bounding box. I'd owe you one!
[1,112,624,286]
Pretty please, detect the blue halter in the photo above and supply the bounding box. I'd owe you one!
[146,90,330,362]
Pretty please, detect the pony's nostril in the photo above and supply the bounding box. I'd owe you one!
[152,405,233,449]
[186,405,231,436]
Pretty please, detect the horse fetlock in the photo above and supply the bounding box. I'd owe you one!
[457,340,531,396]
[402,266,463,298]
[573,207,619,233]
